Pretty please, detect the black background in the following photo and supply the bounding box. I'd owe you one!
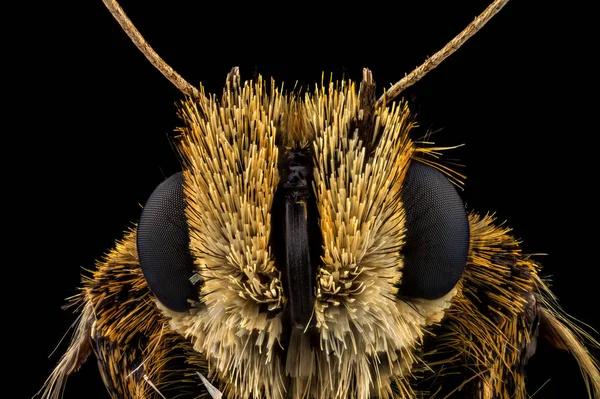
[17,1,598,398]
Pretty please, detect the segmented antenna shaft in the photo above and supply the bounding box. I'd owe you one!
[102,0,201,98]
[378,0,510,106]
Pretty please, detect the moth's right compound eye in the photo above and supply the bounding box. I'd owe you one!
[137,172,199,312]
[398,161,470,299]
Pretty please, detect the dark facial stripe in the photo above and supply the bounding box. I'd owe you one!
[275,148,319,330]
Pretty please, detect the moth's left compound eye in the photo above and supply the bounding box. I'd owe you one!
[137,172,198,312]
[398,161,470,299]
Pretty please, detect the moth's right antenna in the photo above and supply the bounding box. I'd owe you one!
[378,0,510,106]
[102,0,201,98]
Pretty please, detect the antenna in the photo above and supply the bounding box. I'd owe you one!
[102,0,510,104]
[377,0,510,106]
[102,0,201,98]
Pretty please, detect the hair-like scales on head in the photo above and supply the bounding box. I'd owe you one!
[35,1,600,398]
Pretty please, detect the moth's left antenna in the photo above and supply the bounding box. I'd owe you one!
[102,0,201,98]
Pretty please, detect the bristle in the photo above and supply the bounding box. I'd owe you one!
[35,298,93,399]
[198,371,224,399]
[536,283,600,398]
[411,150,467,189]
[143,375,168,399]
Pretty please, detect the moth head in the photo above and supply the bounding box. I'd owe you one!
[136,69,470,398]
[91,0,511,395]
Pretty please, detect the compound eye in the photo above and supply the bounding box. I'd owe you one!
[137,172,198,311]
[398,162,470,299]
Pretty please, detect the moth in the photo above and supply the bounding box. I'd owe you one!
[37,0,600,398]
